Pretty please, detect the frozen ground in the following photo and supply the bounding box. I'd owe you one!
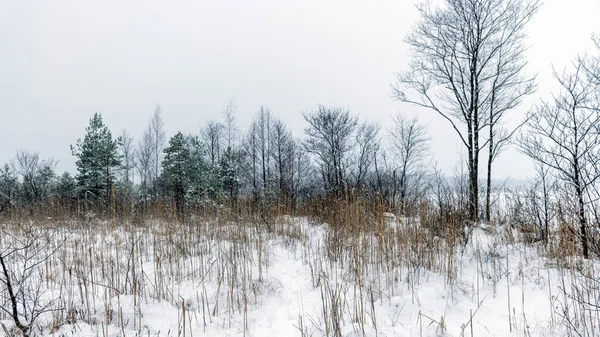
[0,217,597,337]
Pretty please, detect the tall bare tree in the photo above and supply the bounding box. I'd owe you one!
[136,125,153,207]
[303,106,358,196]
[240,107,282,203]
[430,163,454,225]
[529,163,556,245]
[393,0,539,222]
[353,121,380,190]
[371,142,391,204]
[119,129,135,184]
[14,150,56,204]
[222,100,239,151]
[221,101,240,203]
[149,104,166,200]
[388,115,429,214]
[241,121,260,203]
[119,129,135,210]
[292,140,313,203]
[256,107,272,197]
[519,63,600,258]
[483,6,537,221]
[270,117,295,201]
[201,120,224,166]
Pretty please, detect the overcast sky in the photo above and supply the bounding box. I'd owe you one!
[1,0,599,180]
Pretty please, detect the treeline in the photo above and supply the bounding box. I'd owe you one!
[0,103,437,220]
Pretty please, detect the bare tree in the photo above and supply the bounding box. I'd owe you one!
[14,150,56,204]
[393,0,539,222]
[240,108,292,204]
[303,106,358,197]
[256,107,272,197]
[529,163,556,245]
[119,129,135,184]
[353,121,380,190]
[201,120,224,166]
[581,34,600,86]
[241,121,260,203]
[519,63,600,258]
[220,101,240,204]
[371,143,392,205]
[135,125,153,208]
[430,163,453,224]
[292,141,314,203]
[388,115,429,214]
[270,117,295,201]
[222,100,239,151]
[119,129,136,210]
[483,15,537,221]
[149,104,166,200]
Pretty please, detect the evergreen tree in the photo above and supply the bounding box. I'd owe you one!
[185,135,210,204]
[71,113,122,207]
[205,162,223,201]
[0,164,19,212]
[220,146,239,202]
[55,172,78,200]
[161,132,191,217]
[35,165,56,201]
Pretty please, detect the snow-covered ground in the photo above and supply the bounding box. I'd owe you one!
[1,217,598,337]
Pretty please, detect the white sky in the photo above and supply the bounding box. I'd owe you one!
[0,0,598,179]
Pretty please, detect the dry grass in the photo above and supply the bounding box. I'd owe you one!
[0,192,599,336]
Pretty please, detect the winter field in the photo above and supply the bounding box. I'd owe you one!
[3,0,600,335]
[1,210,598,337]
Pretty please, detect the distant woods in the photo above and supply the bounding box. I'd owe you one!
[0,103,436,220]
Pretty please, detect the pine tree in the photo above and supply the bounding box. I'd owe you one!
[220,146,239,202]
[205,163,223,201]
[161,132,191,217]
[55,172,78,200]
[185,135,210,204]
[71,113,122,207]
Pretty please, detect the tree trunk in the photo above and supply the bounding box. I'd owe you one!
[473,98,480,224]
[573,157,589,258]
[0,254,30,337]
[472,153,479,223]
[468,159,478,223]
[278,148,284,199]
[391,169,397,210]
[262,146,267,199]
[253,150,258,206]
[542,171,550,245]
[576,186,589,259]
[486,127,493,222]
[469,45,480,224]
[399,167,407,216]
[106,163,110,210]
[467,141,478,223]
[373,152,383,204]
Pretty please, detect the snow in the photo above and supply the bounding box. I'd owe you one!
[0,218,597,336]
[383,212,397,229]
